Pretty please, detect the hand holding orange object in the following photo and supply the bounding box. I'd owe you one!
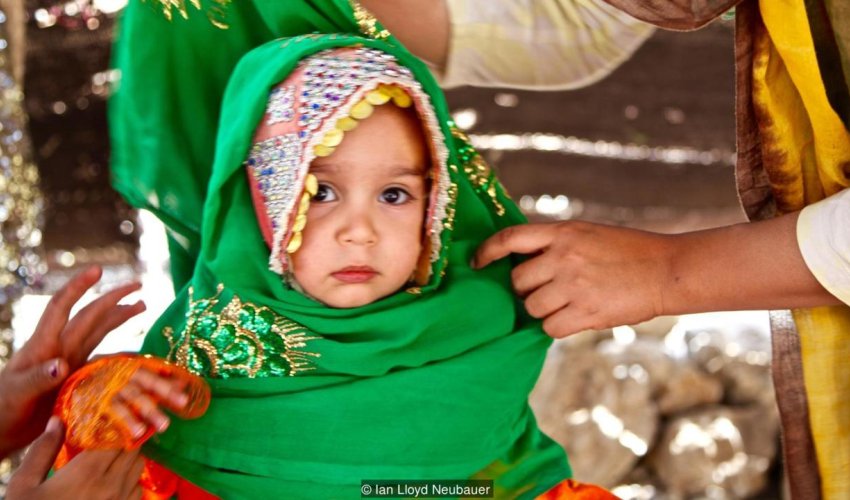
[7,417,145,500]
[53,355,210,463]
[0,266,146,459]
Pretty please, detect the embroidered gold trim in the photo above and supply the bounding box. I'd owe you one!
[450,126,506,216]
[349,0,391,40]
[145,0,231,30]
[162,285,320,378]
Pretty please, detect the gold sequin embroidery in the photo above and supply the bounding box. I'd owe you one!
[349,0,391,40]
[144,0,231,29]
[450,126,506,216]
[162,285,320,378]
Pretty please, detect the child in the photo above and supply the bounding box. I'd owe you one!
[62,34,614,499]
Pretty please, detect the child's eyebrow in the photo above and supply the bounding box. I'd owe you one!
[389,165,427,177]
[309,163,427,177]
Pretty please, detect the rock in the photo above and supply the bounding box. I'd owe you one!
[657,362,724,415]
[597,338,723,415]
[647,405,779,499]
[531,339,658,487]
[684,328,774,407]
[631,316,680,340]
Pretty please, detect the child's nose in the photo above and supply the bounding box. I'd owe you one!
[337,208,378,246]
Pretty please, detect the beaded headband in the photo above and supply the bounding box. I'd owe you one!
[245,47,450,285]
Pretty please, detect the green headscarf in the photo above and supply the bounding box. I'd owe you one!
[110,0,367,286]
[116,5,570,499]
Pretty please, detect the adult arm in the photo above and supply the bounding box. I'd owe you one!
[358,0,450,69]
[362,0,655,90]
[601,0,741,30]
[473,196,845,337]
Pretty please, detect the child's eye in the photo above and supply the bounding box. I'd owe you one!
[312,184,338,203]
[380,187,412,205]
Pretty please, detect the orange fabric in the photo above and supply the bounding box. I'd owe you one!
[537,479,620,500]
[53,354,214,499]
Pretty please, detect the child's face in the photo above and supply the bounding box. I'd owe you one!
[291,104,429,308]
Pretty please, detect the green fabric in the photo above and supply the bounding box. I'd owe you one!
[114,5,570,498]
[109,0,360,289]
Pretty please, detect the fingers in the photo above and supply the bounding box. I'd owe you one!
[523,282,568,320]
[9,417,64,490]
[76,302,147,365]
[128,484,143,500]
[67,448,123,477]
[130,368,189,412]
[104,448,142,479]
[541,305,601,339]
[61,282,143,367]
[472,224,556,269]
[110,368,191,440]
[510,253,556,297]
[116,382,171,433]
[114,452,145,500]
[110,396,147,439]
[3,358,69,405]
[27,266,102,347]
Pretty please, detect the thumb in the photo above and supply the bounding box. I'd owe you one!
[9,359,68,403]
[10,417,64,489]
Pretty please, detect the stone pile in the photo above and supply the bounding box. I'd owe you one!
[530,317,779,499]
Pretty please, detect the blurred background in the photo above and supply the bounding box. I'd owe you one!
[0,2,782,498]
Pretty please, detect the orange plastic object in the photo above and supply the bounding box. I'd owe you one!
[536,479,620,500]
[53,354,215,499]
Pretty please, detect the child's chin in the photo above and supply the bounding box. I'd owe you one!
[319,283,408,309]
[321,289,384,309]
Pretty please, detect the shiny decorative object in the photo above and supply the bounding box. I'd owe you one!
[144,0,231,29]
[450,125,506,216]
[266,85,295,125]
[349,0,390,40]
[162,285,321,378]
[249,47,451,279]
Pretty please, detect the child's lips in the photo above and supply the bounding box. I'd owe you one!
[331,266,378,283]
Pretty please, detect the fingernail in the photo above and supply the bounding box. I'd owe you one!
[469,257,478,269]
[157,418,170,432]
[133,425,146,438]
[48,359,61,378]
[46,416,61,433]
[175,393,189,408]
[135,300,147,312]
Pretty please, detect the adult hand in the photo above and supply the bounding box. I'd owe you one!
[473,215,841,338]
[473,221,673,338]
[6,417,144,500]
[0,266,146,457]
